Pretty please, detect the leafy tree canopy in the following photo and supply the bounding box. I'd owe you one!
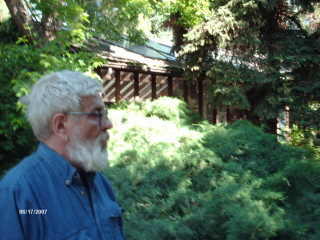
[160,0,320,129]
[4,0,153,44]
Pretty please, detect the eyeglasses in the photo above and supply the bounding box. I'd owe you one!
[64,109,108,128]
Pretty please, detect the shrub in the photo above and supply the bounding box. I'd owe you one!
[106,98,320,240]
[0,44,40,169]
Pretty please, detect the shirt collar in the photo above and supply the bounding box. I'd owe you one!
[37,142,78,186]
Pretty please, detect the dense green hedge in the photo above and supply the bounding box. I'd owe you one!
[106,97,320,240]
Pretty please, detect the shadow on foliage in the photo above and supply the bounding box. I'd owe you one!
[106,119,320,240]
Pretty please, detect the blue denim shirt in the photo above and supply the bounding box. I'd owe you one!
[0,143,125,240]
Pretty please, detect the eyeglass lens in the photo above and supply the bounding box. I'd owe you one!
[99,112,107,127]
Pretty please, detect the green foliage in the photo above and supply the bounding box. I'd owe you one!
[5,0,152,46]
[0,18,22,43]
[29,0,89,29]
[162,0,320,128]
[75,0,152,44]
[0,13,104,171]
[112,97,204,125]
[143,97,191,124]
[106,98,320,240]
[288,124,320,159]
[0,43,39,165]
[157,0,211,28]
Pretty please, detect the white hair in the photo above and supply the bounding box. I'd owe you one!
[21,70,103,141]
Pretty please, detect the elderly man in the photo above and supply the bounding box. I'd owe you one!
[0,70,125,239]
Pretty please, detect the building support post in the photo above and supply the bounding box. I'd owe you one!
[134,72,139,99]
[115,70,121,102]
[168,75,173,96]
[151,74,157,100]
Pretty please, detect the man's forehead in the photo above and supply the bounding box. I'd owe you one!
[81,94,104,109]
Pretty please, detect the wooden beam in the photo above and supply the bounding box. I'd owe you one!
[101,63,184,77]
[151,74,157,100]
[168,75,173,96]
[134,72,139,98]
[115,70,121,102]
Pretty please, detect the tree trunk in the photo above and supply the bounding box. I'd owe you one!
[5,0,40,42]
[4,0,59,43]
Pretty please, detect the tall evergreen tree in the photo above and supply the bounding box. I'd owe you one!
[161,0,320,130]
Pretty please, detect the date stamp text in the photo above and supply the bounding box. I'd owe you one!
[19,209,47,214]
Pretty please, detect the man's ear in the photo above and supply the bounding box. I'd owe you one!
[51,113,69,142]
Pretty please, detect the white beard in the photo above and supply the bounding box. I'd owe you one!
[68,126,109,172]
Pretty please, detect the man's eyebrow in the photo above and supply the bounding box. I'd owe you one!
[93,106,108,112]
[93,106,102,111]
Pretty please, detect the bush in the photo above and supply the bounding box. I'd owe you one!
[0,44,40,169]
[0,18,23,44]
[0,23,104,176]
[106,98,320,240]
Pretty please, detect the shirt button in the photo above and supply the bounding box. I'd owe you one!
[65,180,71,185]
[73,175,78,180]
[80,191,85,195]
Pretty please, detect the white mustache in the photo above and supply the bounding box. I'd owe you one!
[98,132,109,143]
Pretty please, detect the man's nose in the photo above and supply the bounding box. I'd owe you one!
[101,117,113,131]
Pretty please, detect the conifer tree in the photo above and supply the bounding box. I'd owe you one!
[162,0,320,130]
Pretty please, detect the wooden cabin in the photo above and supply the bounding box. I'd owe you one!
[89,37,283,133]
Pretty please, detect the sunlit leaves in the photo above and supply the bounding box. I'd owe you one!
[159,0,211,27]
[105,100,320,239]
[73,0,152,43]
